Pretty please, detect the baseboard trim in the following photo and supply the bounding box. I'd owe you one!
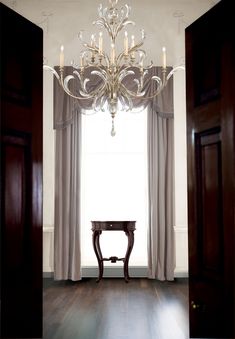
[174,269,189,278]
[82,266,148,278]
[43,272,54,278]
[43,266,188,279]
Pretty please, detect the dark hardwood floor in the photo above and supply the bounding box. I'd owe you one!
[43,278,189,339]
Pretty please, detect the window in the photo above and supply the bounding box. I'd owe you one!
[81,108,148,266]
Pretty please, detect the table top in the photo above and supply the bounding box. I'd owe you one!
[91,221,136,231]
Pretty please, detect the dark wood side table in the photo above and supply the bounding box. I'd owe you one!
[91,221,136,283]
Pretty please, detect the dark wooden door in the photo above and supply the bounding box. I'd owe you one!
[186,1,235,338]
[0,3,43,337]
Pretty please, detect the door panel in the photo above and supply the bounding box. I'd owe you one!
[0,3,43,338]
[195,128,223,279]
[186,1,235,338]
[3,133,31,275]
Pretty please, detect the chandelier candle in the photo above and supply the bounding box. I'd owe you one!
[80,55,84,68]
[124,31,128,56]
[162,46,167,69]
[44,0,184,136]
[59,45,64,69]
[111,43,116,65]
[131,35,135,60]
[99,32,103,55]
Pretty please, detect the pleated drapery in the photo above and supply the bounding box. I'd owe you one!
[53,66,175,281]
[145,68,175,281]
[54,67,82,280]
[147,105,175,281]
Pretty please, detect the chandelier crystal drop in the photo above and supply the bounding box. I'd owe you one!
[44,0,184,136]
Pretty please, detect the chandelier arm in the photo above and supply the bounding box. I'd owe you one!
[126,76,164,101]
[133,78,143,93]
[92,67,108,78]
[72,70,83,82]
[84,47,111,68]
[79,83,107,98]
[92,86,107,112]
[83,78,90,93]
[77,45,110,69]
[86,58,111,68]
[61,74,107,100]
[42,65,101,100]
[72,71,91,94]
[98,52,111,67]
[120,82,145,98]
[101,67,112,87]
[119,69,135,82]
[116,4,127,30]
[75,70,104,95]
[119,4,125,21]
[144,61,154,70]
[121,19,135,28]
[115,19,135,38]
[117,40,146,66]
[63,75,90,98]
[43,66,98,100]
[152,74,163,85]
[99,92,107,111]
[105,4,134,40]
[117,51,140,66]
[166,65,185,81]
[124,3,131,19]
[118,66,145,86]
[136,49,146,60]
[73,65,107,93]
[128,40,144,56]
[82,43,98,55]
[78,31,107,56]
[119,93,128,111]
[72,50,89,69]
[129,66,184,100]
[117,51,127,65]
[98,4,103,18]
[91,70,108,83]
[94,18,114,40]
[115,4,134,29]
[43,65,61,83]
[119,65,139,75]
[82,49,109,68]
[137,49,146,56]
[125,49,146,68]
[118,68,142,92]
[135,79,141,92]
[119,87,133,111]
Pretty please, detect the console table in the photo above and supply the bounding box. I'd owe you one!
[91,221,136,283]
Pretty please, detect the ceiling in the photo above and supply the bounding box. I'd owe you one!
[1,0,221,65]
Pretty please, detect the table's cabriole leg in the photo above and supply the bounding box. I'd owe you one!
[92,230,103,282]
[96,231,104,280]
[124,230,135,283]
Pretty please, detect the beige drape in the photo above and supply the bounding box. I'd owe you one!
[130,66,175,280]
[147,105,175,281]
[54,67,82,280]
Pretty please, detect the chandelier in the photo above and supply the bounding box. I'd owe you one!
[44,0,184,136]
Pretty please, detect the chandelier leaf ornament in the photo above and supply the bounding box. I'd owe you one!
[44,0,184,136]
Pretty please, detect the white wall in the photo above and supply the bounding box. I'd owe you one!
[1,0,220,276]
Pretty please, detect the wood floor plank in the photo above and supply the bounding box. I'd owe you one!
[43,278,189,339]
